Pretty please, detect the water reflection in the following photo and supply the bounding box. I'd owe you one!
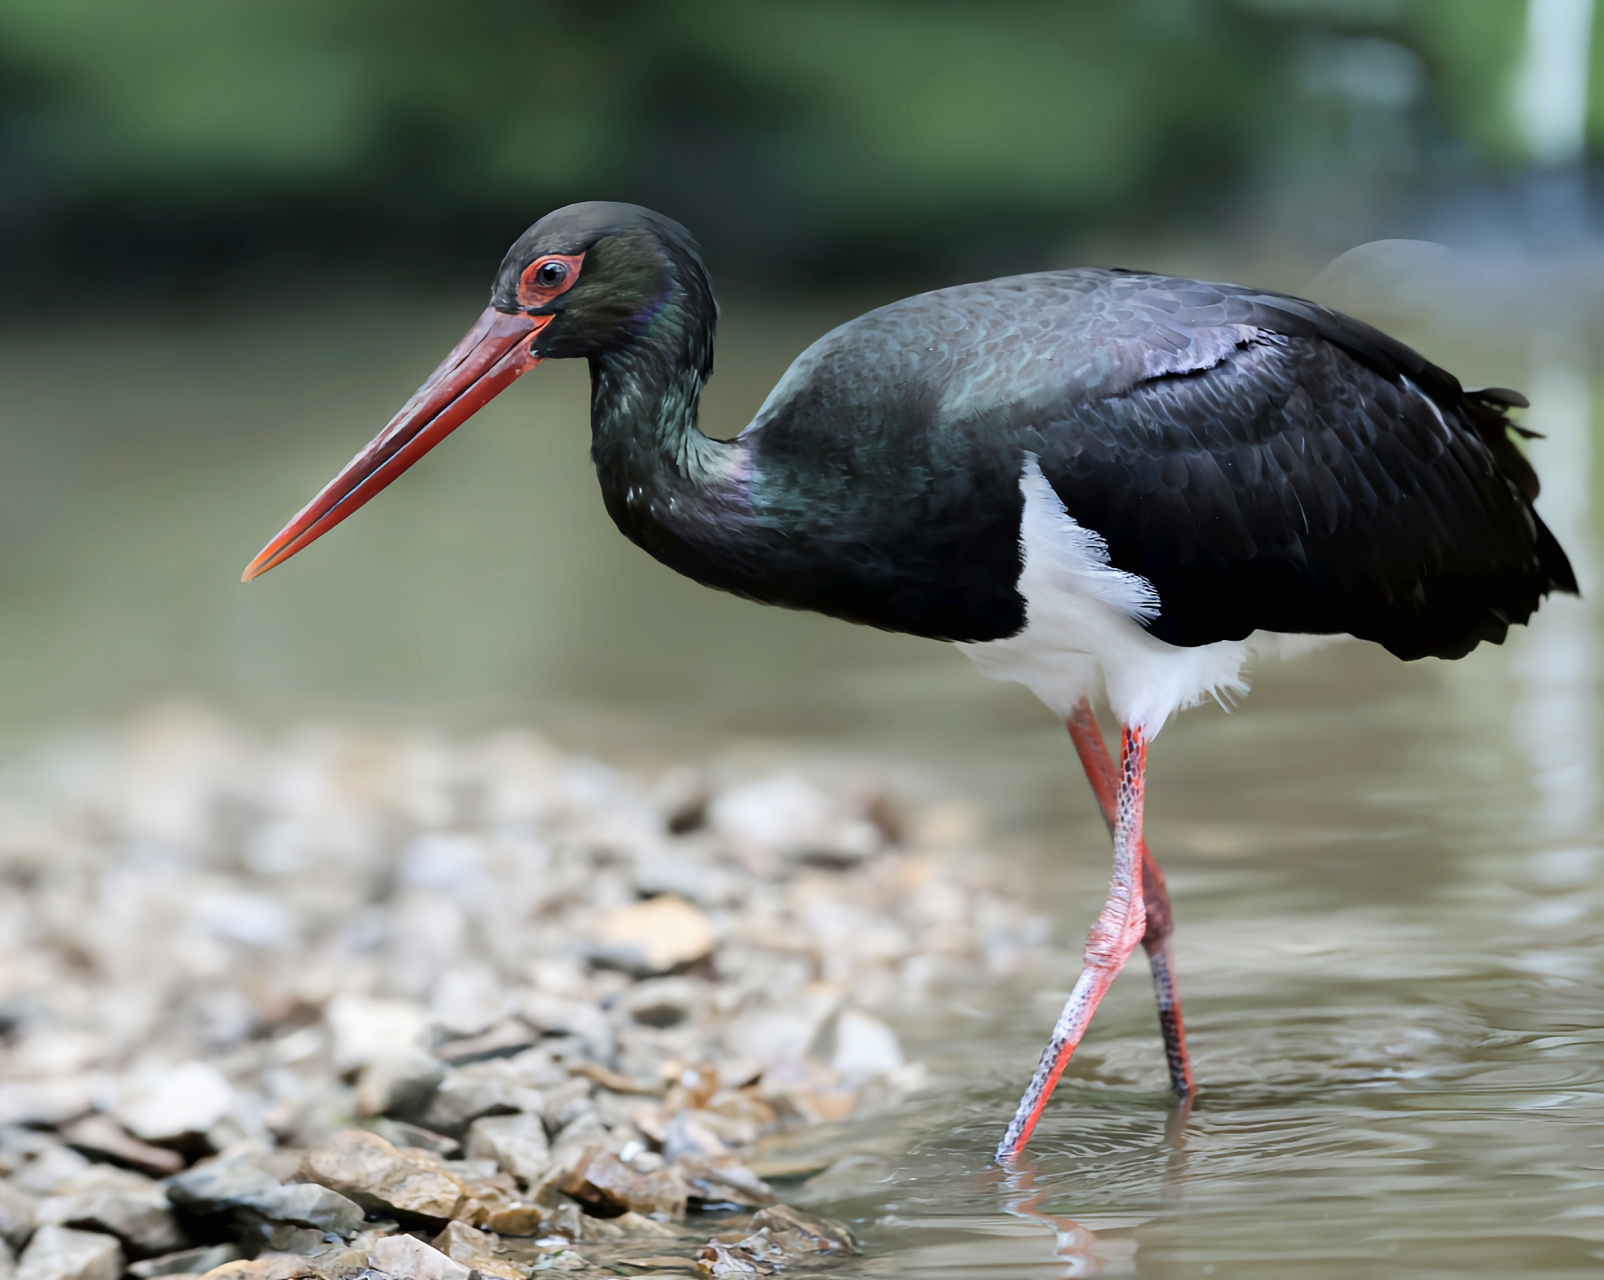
[997,1155,1105,1277]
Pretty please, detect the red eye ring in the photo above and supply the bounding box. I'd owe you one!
[518,252,585,309]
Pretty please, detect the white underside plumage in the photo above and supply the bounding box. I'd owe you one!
[957,456,1332,736]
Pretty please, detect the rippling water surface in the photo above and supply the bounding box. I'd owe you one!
[1,281,1601,1276]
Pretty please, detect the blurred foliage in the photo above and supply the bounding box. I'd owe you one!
[0,0,1586,294]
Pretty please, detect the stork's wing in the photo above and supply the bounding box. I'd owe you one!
[1018,273,1575,659]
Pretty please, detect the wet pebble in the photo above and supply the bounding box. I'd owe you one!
[559,1146,687,1219]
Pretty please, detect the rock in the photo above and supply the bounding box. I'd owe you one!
[193,1256,316,1280]
[16,1226,122,1280]
[0,1082,93,1131]
[227,1221,324,1263]
[694,1205,855,1276]
[447,1163,547,1237]
[450,1194,545,1239]
[619,978,699,1029]
[694,1242,770,1277]
[747,1205,855,1256]
[603,1213,676,1241]
[526,1249,588,1273]
[708,777,883,867]
[0,1179,37,1246]
[12,1146,94,1197]
[360,1121,460,1160]
[418,1065,542,1140]
[755,1061,857,1126]
[558,1147,686,1219]
[720,1010,821,1069]
[167,1157,365,1235]
[662,1111,732,1164]
[463,1114,549,1186]
[290,1228,392,1280]
[672,1158,773,1211]
[58,1117,185,1178]
[546,1113,607,1162]
[428,967,517,1040]
[537,1079,590,1135]
[432,1022,538,1067]
[324,998,429,1074]
[589,896,714,976]
[567,1061,662,1096]
[300,1130,464,1228]
[113,1063,234,1144]
[633,847,743,907]
[428,1222,522,1280]
[827,1011,904,1079]
[36,1167,187,1256]
[518,994,612,1061]
[708,777,835,857]
[127,1245,240,1279]
[366,1236,469,1280]
[353,1053,445,1119]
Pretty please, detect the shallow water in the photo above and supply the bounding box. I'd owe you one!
[797,631,1604,1277]
[2,286,1602,1276]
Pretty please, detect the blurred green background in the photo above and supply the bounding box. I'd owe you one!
[0,0,1590,298]
[0,0,1597,764]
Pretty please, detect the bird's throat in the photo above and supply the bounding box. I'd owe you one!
[586,345,752,579]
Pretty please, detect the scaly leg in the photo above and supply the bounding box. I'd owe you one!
[1066,698,1195,1099]
[996,723,1149,1161]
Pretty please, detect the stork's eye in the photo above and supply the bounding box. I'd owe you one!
[517,251,584,308]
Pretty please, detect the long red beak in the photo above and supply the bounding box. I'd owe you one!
[242,306,549,582]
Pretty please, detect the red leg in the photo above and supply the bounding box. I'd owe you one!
[1067,699,1195,1099]
[996,723,1149,1161]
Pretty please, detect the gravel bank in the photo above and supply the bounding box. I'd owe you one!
[0,706,1055,1278]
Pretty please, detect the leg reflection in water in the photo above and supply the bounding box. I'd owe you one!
[992,1099,1195,1276]
[997,1153,1105,1277]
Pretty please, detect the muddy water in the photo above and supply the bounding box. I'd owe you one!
[1,287,1601,1276]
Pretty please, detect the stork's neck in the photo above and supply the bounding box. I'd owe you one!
[586,325,750,567]
[590,348,729,482]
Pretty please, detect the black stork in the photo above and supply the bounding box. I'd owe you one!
[243,202,1576,1161]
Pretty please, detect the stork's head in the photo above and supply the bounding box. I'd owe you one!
[241,202,710,582]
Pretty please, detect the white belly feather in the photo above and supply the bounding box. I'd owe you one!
[957,456,1330,736]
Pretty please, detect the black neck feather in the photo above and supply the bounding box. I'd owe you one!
[585,282,752,581]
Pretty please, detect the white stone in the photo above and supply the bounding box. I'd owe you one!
[113,1061,234,1142]
[368,1235,471,1280]
[708,777,835,856]
[429,966,514,1039]
[17,1226,121,1280]
[722,1011,821,1067]
[325,997,429,1073]
[829,1011,905,1079]
[0,1081,93,1130]
[465,1113,550,1186]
